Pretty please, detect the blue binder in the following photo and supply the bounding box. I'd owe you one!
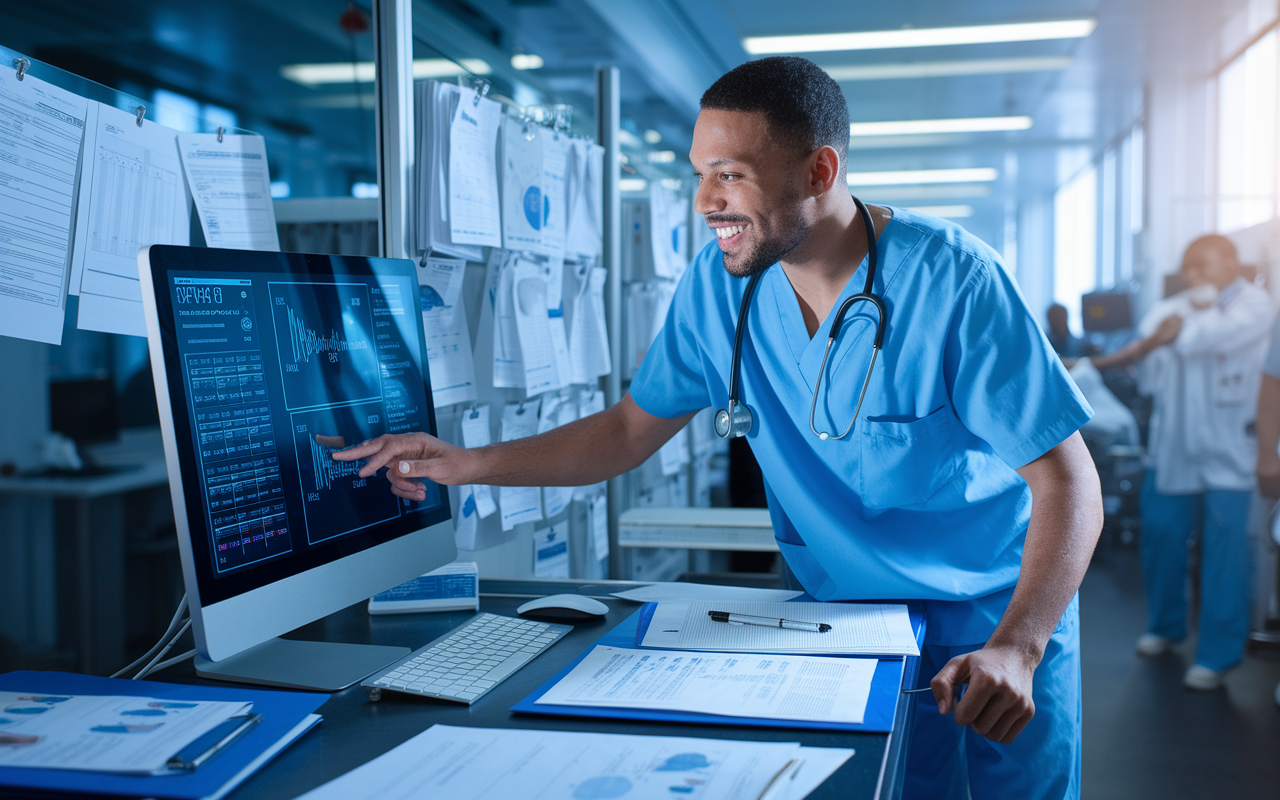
[0,671,326,799]
[511,601,925,733]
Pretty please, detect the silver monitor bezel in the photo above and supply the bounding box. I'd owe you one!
[138,245,457,662]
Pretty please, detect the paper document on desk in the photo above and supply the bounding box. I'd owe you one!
[0,70,86,345]
[537,645,877,724]
[641,601,919,656]
[293,723,808,800]
[0,691,250,774]
[177,132,279,251]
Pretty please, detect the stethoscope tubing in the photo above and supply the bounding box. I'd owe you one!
[718,195,887,441]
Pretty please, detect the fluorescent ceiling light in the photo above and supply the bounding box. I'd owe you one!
[825,56,1071,81]
[511,54,544,70]
[282,58,490,87]
[648,150,677,163]
[859,184,992,201]
[619,178,649,192]
[850,116,1032,136]
[848,168,998,186]
[905,204,974,218]
[745,19,1097,54]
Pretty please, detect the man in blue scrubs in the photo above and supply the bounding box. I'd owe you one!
[340,56,1103,799]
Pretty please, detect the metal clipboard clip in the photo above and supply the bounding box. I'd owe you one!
[217,126,225,143]
[134,105,146,126]
[13,57,30,81]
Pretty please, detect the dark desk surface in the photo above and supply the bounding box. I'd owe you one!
[165,579,917,800]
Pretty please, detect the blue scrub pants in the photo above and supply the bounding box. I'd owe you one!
[903,597,1081,800]
[1139,471,1251,671]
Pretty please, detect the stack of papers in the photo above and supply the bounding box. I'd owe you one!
[295,724,853,800]
[0,691,250,775]
[535,645,878,724]
[0,671,324,800]
[415,80,500,260]
[639,601,920,657]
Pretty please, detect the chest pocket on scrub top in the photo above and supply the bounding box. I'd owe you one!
[858,406,964,509]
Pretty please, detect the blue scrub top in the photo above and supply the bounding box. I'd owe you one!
[630,208,1093,645]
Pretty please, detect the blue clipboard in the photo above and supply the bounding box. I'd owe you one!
[0,671,326,799]
[511,601,925,733]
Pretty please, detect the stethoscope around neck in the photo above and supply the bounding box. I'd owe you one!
[713,195,888,441]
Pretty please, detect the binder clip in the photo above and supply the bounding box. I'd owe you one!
[134,105,146,126]
[467,404,480,420]
[521,112,536,142]
[553,104,572,134]
[472,79,490,105]
[13,57,29,81]
[217,126,225,143]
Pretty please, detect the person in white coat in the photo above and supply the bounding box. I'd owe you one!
[1091,235,1275,689]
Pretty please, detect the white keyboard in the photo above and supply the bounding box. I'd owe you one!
[362,613,572,705]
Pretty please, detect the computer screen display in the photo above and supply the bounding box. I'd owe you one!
[147,247,450,607]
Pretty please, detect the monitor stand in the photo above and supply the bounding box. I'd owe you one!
[194,638,410,692]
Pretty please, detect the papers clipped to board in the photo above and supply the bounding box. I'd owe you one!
[536,645,878,725]
[0,691,251,775]
[639,600,920,657]
[0,64,281,344]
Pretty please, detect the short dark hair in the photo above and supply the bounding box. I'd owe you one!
[700,56,849,170]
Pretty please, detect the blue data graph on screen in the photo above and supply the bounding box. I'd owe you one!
[290,402,404,545]
[268,282,381,410]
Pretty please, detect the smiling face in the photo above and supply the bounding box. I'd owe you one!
[691,109,818,277]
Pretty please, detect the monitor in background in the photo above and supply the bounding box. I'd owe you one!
[139,245,456,691]
[1081,292,1134,333]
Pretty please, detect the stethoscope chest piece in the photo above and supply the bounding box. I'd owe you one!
[714,400,754,439]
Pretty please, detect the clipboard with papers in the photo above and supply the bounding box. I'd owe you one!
[511,602,925,733]
[0,671,324,800]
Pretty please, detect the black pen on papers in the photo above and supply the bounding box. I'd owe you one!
[707,610,832,633]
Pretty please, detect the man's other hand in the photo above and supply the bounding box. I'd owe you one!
[931,644,1038,744]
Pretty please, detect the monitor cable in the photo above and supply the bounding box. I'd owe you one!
[109,593,195,679]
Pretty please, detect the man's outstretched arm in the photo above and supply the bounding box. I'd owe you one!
[332,393,697,501]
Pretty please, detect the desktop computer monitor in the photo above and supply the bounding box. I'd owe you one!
[138,245,456,690]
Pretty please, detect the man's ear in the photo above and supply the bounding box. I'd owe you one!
[809,145,842,195]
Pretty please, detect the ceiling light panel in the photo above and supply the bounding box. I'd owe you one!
[824,56,1072,81]
[745,19,1097,54]
[282,58,490,87]
[849,116,1032,136]
[847,168,999,185]
[903,204,975,218]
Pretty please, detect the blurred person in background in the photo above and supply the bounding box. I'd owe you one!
[1047,302,1084,361]
[1090,235,1274,689]
[1253,316,1280,707]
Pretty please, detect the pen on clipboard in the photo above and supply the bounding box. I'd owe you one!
[755,758,801,800]
[166,712,262,771]
[707,610,831,633]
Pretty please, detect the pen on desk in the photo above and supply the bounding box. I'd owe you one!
[707,610,832,633]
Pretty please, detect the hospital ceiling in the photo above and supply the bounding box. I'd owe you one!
[0,0,1257,252]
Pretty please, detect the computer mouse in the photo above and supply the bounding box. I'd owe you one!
[516,593,609,621]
